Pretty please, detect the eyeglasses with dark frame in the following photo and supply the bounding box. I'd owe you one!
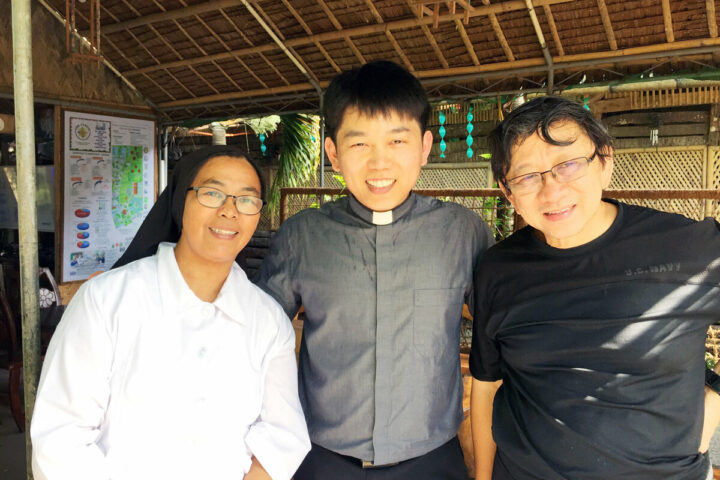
[187,186,265,215]
[504,153,598,195]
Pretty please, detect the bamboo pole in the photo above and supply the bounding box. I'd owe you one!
[661,0,674,43]
[11,0,40,478]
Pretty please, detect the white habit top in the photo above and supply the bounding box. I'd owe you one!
[31,242,310,480]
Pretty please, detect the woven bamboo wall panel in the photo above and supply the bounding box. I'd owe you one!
[709,147,720,221]
[611,147,707,220]
[416,167,491,190]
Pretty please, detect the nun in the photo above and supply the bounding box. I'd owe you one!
[31,146,310,480]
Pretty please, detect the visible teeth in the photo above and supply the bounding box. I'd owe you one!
[546,206,572,215]
[210,227,237,235]
[367,179,394,187]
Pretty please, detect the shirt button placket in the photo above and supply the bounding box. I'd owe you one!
[372,224,393,464]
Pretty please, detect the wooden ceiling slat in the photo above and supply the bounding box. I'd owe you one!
[121,0,574,76]
[707,0,718,38]
[243,3,295,86]
[595,0,618,50]
[218,9,271,88]
[281,0,341,72]
[420,24,450,68]
[542,3,564,56]
[482,0,515,61]
[661,0,674,43]
[360,0,415,71]
[315,0,367,65]
[315,0,344,31]
[453,18,481,65]
[102,0,246,34]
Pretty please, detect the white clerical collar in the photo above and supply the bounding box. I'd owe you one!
[372,210,393,226]
[348,193,416,226]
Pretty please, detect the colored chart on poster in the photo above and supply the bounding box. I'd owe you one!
[112,146,145,227]
[62,111,155,282]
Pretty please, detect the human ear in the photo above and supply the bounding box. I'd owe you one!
[420,130,433,167]
[326,137,342,173]
[598,146,614,189]
[498,181,519,212]
[325,137,341,173]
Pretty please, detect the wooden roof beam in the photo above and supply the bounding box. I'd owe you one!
[403,1,449,68]
[218,10,270,88]
[363,0,415,72]
[542,4,564,56]
[101,0,251,34]
[241,0,322,92]
[122,0,574,76]
[707,0,718,38]
[661,0,674,43]
[317,0,366,65]
[596,0,618,50]
[482,0,515,61]
[281,0,341,72]
[157,40,720,109]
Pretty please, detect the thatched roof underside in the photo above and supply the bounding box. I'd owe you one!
[41,0,720,122]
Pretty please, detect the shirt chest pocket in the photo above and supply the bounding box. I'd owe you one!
[413,287,465,358]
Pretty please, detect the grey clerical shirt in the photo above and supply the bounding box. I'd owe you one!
[255,193,494,465]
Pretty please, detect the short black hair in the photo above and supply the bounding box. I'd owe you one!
[322,60,430,141]
[488,96,614,185]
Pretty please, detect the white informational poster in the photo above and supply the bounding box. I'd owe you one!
[62,111,155,282]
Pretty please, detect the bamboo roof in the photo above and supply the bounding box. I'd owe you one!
[40,0,720,122]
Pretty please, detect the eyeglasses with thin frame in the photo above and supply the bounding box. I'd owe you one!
[187,186,265,215]
[504,153,598,195]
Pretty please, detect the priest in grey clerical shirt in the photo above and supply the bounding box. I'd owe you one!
[256,192,493,472]
[255,60,495,480]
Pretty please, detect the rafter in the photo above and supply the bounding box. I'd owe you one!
[596,0,618,50]
[362,0,414,71]
[661,0,674,43]
[157,37,720,109]
[121,0,573,76]
[218,10,271,88]
[542,4,564,56]
[454,18,481,65]
[707,0,718,38]
[281,0,340,72]
[406,1,449,68]
[316,0,367,65]
[482,0,515,61]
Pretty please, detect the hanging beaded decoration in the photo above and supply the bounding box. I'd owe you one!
[438,111,447,159]
[466,106,474,159]
[259,133,267,156]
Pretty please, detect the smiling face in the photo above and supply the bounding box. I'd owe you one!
[500,121,616,249]
[325,107,433,212]
[174,155,262,269]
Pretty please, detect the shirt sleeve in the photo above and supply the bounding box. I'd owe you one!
[244,307,310,480]
[469,263,502,381]
[254,222,302,319]
[31,281,113,480]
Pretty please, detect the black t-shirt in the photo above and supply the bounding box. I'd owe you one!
[470,200,720,480]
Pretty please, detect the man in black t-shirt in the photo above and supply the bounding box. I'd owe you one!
[470,96,720,480]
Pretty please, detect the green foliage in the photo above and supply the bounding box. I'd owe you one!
[268,114,320,210]
[707,352,717,370]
